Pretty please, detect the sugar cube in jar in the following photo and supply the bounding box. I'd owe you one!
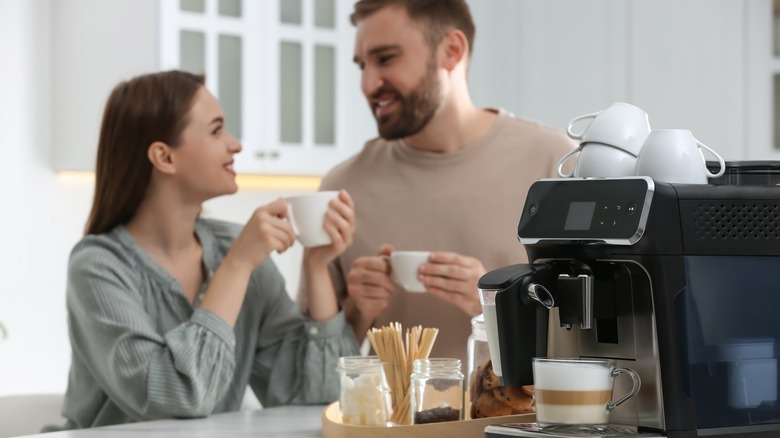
[336,356,393,426]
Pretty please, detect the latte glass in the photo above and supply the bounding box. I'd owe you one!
[532,357,641,431]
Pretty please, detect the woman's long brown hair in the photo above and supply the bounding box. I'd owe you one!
[85,71,205,235]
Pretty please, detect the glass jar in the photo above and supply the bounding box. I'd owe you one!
[410,358,465,424]
[336,356,393,426]
[467,314,492,418]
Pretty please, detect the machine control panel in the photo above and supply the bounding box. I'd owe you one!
[518,177,654,245]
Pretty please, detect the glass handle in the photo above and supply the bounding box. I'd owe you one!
[607,367,641,411]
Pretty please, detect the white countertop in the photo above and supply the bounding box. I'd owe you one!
[20,405,324,438]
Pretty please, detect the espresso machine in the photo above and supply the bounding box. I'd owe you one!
[479,176,780,437]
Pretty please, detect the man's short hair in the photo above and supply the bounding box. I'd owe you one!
[350,0,475,57]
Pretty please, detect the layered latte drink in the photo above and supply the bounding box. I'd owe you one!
[532,358,641,430]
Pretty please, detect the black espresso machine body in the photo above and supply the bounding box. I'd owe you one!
[478,177,780,437]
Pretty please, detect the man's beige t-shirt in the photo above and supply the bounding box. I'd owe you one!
[315,109,576,362]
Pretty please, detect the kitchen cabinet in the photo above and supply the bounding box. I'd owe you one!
[52,0,770,172]
[159,0,374,176]
[52,0,375,176]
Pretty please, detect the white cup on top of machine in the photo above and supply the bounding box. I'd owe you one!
[557,102,651,178]
[634,129,726,184]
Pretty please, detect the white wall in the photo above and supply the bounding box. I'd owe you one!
[467,0,754,161]
[52,0,160,171]
[0,0,69,397]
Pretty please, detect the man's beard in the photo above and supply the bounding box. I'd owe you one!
[373,56,441,140]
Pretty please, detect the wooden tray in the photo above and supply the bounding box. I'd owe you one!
[321,401,535,438]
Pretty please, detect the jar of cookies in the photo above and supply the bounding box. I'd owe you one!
[470,359,536,418]
[410,358,464,424]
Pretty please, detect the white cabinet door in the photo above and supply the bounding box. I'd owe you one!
[160,0,374,176]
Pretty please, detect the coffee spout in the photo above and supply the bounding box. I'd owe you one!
[528,283,555,309]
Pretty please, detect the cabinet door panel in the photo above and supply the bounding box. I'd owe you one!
[160,0,372,176]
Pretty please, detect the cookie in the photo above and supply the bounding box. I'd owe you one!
[469,361,487,402]
[471,391,513,418]
[481,361,501,391]
[493,386,535,413]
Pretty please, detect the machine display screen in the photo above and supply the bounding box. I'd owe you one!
[518,177,652,245]
[564,201,596,230]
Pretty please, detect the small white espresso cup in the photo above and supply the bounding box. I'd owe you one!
[285,191,339,247]
[390,251,430,293]
[533,357,641,431]
[635,129,726,184]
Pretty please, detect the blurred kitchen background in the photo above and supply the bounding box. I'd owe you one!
[1,0,779,399]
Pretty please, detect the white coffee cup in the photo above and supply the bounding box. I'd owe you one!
[558,102,650,178]
[634,129,725,184]
[532,357,641,431]
[390,251,430,293]
[557,142,639,178]
[286,191,339,247]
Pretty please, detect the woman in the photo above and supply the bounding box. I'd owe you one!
[56,71,359,429]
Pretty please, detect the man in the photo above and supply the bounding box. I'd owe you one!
[301,0,576,362]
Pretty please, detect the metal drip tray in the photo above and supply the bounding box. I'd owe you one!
[485,423,664,438]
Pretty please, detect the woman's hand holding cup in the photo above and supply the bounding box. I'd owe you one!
[227,198,297,273]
